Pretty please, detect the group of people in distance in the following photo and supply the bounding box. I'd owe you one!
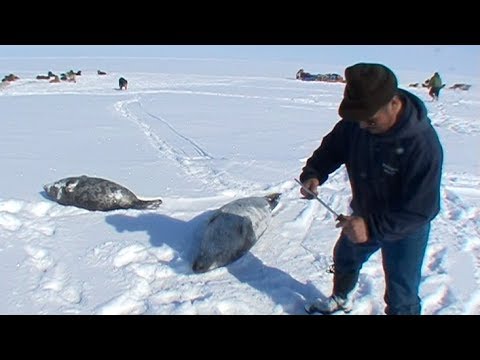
[1,70,128,91]
[297,68,472,102]
[408,72,472,100]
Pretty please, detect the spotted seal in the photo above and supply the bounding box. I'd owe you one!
[192,193,281,273]
[43,175,163,211]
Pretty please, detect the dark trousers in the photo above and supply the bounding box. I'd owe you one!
[429,87,442,99]
[332,223,430,315]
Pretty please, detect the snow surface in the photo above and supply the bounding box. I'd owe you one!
[0,54,479,314]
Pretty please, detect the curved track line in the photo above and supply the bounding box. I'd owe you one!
[114,98,259,194]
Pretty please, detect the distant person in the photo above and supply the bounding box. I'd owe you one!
[119,77,128,90]
[296,68,318,81]
[427,72,443,101]
[296,69,305,80]
[66,72,76,83]
[299,63,443,315]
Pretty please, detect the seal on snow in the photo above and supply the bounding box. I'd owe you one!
[43,175,163,211]
[192,193,281,273]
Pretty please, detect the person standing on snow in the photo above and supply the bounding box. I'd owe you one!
[299,63,443,315]
[428,72,443,100]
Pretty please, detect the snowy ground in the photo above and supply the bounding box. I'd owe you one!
[0,57,479,314]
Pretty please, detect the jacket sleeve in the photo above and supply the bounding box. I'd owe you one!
[299,121,348,185]
[367,138,443,242]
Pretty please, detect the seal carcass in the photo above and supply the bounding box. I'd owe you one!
[43,175,163,211]
[192,193,281,273]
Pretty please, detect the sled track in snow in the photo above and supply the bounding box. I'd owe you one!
[114,98,259,194]
[138,102,213,159]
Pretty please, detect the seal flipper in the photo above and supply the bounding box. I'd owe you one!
[132,199,163,210]
[264,193,281,210]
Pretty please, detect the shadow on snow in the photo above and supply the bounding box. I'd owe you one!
[105,211,324,314]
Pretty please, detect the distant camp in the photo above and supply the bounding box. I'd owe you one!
[295,69,345,83]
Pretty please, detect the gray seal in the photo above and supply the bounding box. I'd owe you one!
[192,193,280,273]
[43,175,163,211]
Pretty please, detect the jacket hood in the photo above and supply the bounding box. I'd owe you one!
[376,88,431,141]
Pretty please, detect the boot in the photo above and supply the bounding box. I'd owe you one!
[305,271,359,315]
[305,294,353,314]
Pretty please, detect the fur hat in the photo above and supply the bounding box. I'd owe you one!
[338,63,398,121]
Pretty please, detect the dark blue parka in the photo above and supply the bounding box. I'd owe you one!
[300,89,443,242]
